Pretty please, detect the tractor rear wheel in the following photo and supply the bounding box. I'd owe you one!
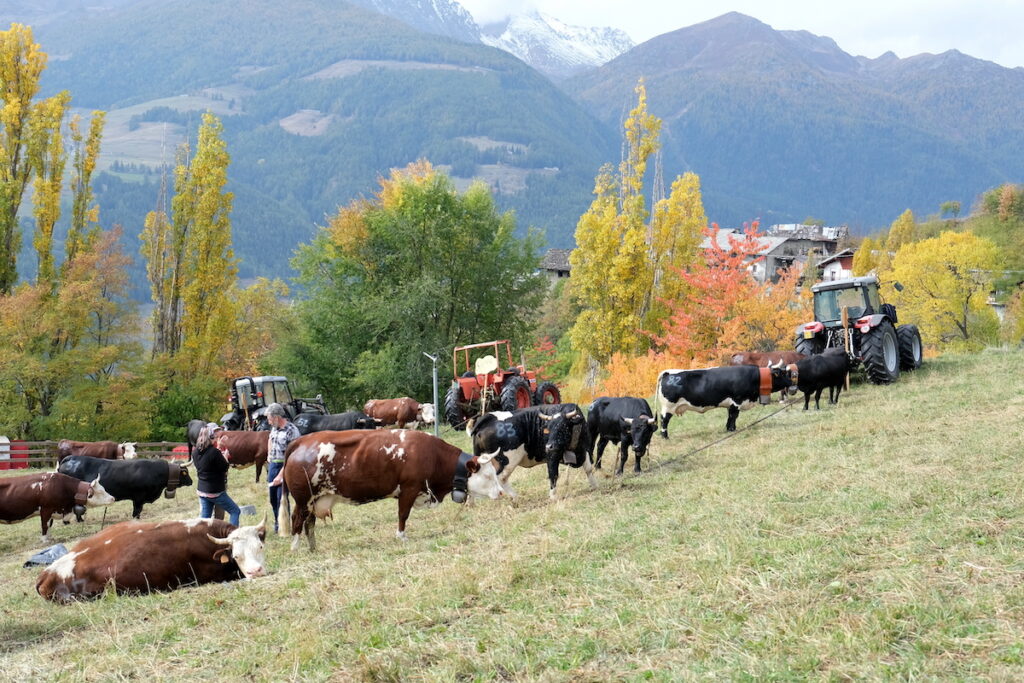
[794,335,824,356]
[860,320,900,384]
[897,324,923,370]
[534,381,560,406]
[444,381,469,429]
[500,376,532,412]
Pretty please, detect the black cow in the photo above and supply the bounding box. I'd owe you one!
[293,411,377,435]
[587,397,659,475]
[796,348,856,410]
[186,419,206,457]
[58,456,193,519]
[469,404,595,499]
[655,364,799,436]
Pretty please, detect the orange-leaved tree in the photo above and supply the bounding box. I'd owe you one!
[656,222,811,367]
[594,349,667,400]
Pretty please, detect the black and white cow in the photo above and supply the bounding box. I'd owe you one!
[655,364,799,437]
[293,411,378,435]
[58,456,193,519]
[468,404,595,499]
[587,397,659,475]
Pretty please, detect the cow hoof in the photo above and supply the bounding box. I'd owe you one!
[396,530,408,542]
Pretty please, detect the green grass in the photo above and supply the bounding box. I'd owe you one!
[2,349,1023,679]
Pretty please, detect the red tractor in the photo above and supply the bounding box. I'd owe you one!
[443,340,560,429]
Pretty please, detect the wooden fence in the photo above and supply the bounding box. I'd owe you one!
[0,441,187,469]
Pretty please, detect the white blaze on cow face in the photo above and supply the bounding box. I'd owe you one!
[121,442,137,459]
[467,453,504,500]
[48,548,87,580]
[87,478,116,507]
[419,403,435,425]
[210,521,267,578]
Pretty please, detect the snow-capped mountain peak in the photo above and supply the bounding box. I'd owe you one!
[480,10,635,80]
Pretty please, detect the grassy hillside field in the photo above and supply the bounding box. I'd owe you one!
[2,349,1022,679]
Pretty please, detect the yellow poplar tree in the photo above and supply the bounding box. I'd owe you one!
[67,111,106,264]
[886,209,916,253]
[888,231,1000,347]
[29,91,70,287]
[645,171,706,330]
[0,24,69,293]
[571,80,706,368]
[176,112,237,371]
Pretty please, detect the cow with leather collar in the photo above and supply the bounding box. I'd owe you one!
[468,403,596,499]
[0,472,114,543]
[58,456,193,519]
[282,429,504,551]
[36,517,267,603]
[587,397,659,475]
[655,364,799,437]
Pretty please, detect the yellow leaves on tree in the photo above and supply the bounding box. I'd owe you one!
[29,91,70,287]
[888,230,1000,348]
[67,111,106,264]
[569,80,706,369]
[852,236,882,276]
[594,349,665,400]
[0,24,70,293]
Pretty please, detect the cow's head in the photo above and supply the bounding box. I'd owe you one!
[418,403,435,425]
[453,451,504,502]
[85,477,115,507]
[356,415,377,430]
[538,408,586,459]
[768,362,799,395]
[120,442,137,459]
[622,415,658,456]
[178,462,194,488]
[208,517,267,578]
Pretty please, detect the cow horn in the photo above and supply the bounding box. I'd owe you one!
[90,476,101,488]
[647,416,657,425]
[207,534,231,546]
[565,409,578,418]
[537,412,554,421]
[255,514,267,533]
[623,417,634,424]
[181,459,193,468]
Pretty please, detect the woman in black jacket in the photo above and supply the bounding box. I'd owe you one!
[193,423,241,526]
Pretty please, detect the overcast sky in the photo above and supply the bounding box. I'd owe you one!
[461,0,1024,69]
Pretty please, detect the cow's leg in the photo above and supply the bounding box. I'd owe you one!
[547,458,561,499]
[660,413,672,439]
[726,406,739,432]
[40,509,54,544]
[131,500,144,519]
[803,391,811,410]
[256,461,263,484]
[814,388,824,410]
[615,441,628,476]
[633,446,643,474]
[290,501,312,552]
[594,437,610,469]
[396,487,420,541]
[832,383,842,405]
[582,451,598,490]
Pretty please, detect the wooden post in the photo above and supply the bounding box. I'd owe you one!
[842,306,851,390]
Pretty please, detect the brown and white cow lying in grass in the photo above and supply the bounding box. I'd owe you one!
[0,472,114,543]
[36,517,267,603]
[283,429,504,551]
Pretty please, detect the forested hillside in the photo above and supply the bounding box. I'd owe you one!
[568,12,1024,230]
[16,0,614,293]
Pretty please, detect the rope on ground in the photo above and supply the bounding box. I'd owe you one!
[645,399,797,474]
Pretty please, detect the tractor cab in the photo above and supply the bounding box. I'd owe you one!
[222,375,328,431]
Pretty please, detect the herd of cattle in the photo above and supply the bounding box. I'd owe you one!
[2,349,858,602]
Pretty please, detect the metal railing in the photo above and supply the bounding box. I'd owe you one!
[0,441,187,469]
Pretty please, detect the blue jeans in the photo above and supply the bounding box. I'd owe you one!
[199,492,240,527]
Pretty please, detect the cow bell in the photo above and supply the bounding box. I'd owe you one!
[72,504,86,519]
[451,489,468,504]
[163,487,177,499]
[758,394,771,405]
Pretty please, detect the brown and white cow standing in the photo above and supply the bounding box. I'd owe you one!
[215,430,270,482]
[362,397,434,429]
[36,517,268,603]
[0,472,114,543]
[57,439,137,462]
[283,429,504,551]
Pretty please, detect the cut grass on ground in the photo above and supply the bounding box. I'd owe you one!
[1,348,1023,680]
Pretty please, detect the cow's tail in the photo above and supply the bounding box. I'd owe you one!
[278,491,291,537]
